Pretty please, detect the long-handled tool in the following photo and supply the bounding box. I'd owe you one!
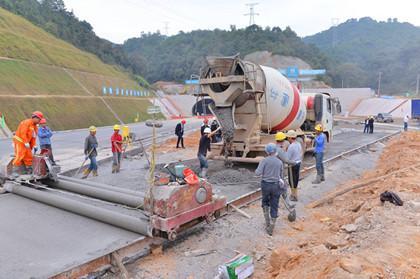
[280,193,296,222]
[74,149,94,177]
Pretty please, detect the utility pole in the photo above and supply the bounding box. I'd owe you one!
[416,73,419,96]
[377,72,382,97]
[244,2,259,26]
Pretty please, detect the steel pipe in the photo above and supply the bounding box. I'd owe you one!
[47,180,144,208]
[57,175,144,198]
[4,182,151,236]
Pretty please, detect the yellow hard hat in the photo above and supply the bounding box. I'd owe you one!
[113,124,121,130]
[275,132,286,141]
[89,126,97,132]
[315,124,323,132]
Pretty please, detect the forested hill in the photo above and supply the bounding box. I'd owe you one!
[0,0,136,73]
[305,17,420,94]
[123,25,331,82]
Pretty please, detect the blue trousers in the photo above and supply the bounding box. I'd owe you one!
[404,122,408,131]
[363,124,369,133]
[198,154,208,169]
[261,181,285,218]
[88,156,98,171]
[315,152,324,176]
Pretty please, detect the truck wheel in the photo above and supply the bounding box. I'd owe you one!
[168,230,177,241]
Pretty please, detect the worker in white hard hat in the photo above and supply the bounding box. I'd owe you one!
[255,143,286,236]
[111,124,123,174]
[312,124,326,184]
[197,126,221,178]
[285,130,302,201]
[82,126,99,179]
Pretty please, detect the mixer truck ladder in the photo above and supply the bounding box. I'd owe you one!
[242,62,271,134]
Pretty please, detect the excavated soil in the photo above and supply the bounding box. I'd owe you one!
[265,131,420,279]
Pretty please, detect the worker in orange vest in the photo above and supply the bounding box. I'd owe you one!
[13,111,43,174]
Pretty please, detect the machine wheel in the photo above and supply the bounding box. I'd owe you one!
[168,230,177,241]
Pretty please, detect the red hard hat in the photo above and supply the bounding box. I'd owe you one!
[32,111,44,119]
[181,119,186,124]
[39,118,47,124]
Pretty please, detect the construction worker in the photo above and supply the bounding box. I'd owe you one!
[312,124,326,184]
[200,118,210,135]
[403,115,409,131]
[285,130,302,201]
[197,127,220,178]
[368,116,375,134]
[275,132,296,165]
[82,126,98,179]
[12,111,43,174]
[111,124,123,173]
[38,118,55,165]
[255,143,285,236]
[210,118,221,143]
[175,119,186,148]
[363,117,369,133]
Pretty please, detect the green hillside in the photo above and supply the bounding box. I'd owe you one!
[123,25,331,83]
[0,7,152,130]
[304,17,420,94]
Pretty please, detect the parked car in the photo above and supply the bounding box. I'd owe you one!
[375,113,394,123]
[145,119,163,128]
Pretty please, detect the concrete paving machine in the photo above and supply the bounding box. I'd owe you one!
[199,55,341,163]
[1,156,225,241]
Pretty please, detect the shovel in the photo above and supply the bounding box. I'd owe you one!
[74,149,94,177]
[280,193,297,222]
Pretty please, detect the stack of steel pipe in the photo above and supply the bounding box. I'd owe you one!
[47,179,144,209]
[3,182,151,236]
[57,175,144,198]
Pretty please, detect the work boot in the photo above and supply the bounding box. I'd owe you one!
[200,168,208,178]
[290,188,298,202]
[81,169,91,179]
[312,175,322,184]
[112,165,116,174]
[92,170,98,177]
[116,165,120,173]
[267,217,277,236]
[321,174,325,182]
[263,206,270,231]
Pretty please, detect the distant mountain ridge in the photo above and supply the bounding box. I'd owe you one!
[305,17,420,94]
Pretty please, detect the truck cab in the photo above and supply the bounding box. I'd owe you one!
[300,92,341,143]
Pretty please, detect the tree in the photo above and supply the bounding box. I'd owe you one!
[41,0,65,12]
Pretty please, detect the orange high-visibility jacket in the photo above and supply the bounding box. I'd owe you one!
[14,119,38,148]
[13,119,38,167]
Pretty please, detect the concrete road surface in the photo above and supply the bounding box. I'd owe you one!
[0,118,202,171]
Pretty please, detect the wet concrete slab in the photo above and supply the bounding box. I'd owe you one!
[0,194,143,279]
[81,130,395,202]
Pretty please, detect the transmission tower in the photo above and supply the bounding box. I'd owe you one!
[163,21,169,36]
[244,2,259,26]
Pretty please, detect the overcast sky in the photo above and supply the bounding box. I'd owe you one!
[63,0,420,44]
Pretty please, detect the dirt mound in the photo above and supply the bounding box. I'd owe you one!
[266,132,420,279]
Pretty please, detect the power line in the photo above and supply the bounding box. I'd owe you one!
[244,2,259,26]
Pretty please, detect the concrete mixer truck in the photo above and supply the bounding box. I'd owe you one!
[199,55,341,163]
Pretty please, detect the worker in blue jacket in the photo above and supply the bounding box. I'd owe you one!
[312,124,326,184]
[38,118,55,165]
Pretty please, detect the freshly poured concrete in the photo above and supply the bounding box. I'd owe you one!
[0,194,143,279]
